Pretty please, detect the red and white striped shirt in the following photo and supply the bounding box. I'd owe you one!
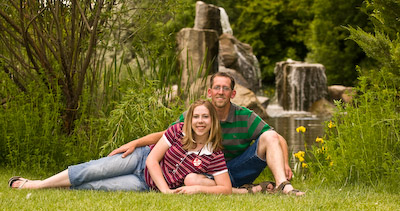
[144,122,228,190]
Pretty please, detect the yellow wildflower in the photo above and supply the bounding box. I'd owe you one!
[328,121,335,128]
[294,151,305,158]
[302,163,308,168]
[315,137,324,144]
[294,151,305,162]
[296,126,306,133]
[329,161,333,166]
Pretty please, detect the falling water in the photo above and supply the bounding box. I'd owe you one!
[275,60,327,111]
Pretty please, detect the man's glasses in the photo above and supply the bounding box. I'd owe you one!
[212,86,231,92]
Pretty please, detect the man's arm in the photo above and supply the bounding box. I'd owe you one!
[108,130,165,158]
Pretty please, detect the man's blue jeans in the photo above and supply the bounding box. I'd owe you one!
[226,138,267,187]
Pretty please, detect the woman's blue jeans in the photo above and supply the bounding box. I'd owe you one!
[68,146,150,191]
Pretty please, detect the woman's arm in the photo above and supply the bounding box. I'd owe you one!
[145,136,174,194]
[174,172,232,194]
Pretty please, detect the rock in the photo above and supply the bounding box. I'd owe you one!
[218,34,238,67]
[176,28,219,90]
[231,84,269,119]
[218,33,262,92]
[256,96,270,108]
[328,85,355,103]
[218,66,250,89]
[308,98,335,117]
[180,1,262,94]
[194,1,222,36]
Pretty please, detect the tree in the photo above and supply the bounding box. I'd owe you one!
[347,0,400,89]
[0,0,113,133]
[306,0,371,86]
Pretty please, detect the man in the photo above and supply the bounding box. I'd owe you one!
[109,72,304,195]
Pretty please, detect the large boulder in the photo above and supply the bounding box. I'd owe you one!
[218,33,262,92]
[194,1,222,36]
[176,28,219,90]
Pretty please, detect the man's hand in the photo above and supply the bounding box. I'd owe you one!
[107,141,137,158]
[285,163,293,180]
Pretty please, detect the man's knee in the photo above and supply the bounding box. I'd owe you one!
[259,130,280,146]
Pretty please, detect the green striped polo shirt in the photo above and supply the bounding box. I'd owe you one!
[174,103,271,161]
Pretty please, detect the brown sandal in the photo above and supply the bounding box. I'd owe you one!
[258,181,276,193]
[240,181,276,194]
[273,181,304,196]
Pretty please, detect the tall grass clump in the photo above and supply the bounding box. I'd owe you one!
[0,73,68,173]
[99,77,185,156]
[301,0,400,191]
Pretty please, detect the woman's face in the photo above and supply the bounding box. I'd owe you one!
[191,105,212,138]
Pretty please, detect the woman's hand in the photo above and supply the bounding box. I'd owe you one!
[161,188,176,194]
[173,186,200,195]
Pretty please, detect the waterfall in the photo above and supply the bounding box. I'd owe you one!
[219,7,233,35]
[275,60,327,111]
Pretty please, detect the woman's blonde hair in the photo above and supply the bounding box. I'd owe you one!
[181,99,223,151]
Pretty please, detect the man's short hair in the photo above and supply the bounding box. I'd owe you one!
[210,72,236,90]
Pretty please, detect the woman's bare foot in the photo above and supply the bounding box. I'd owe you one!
[9,177,42,189]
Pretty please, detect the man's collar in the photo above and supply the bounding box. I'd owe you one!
[223,102,235,123]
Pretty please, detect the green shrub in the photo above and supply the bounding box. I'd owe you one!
[302,78,399,189]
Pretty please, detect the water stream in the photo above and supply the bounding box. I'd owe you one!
[265,103,331,164]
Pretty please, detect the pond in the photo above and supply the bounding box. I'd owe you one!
[265,103,331,165]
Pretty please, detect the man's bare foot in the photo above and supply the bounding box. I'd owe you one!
[275,181,305,196]
[238,181,275,194]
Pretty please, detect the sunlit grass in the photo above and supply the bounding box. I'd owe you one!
[1,168,399,210]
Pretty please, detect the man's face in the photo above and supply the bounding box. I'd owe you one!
[208,76,236,108]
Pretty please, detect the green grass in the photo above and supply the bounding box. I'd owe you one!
[1,168,399,210]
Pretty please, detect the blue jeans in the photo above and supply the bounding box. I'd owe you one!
[226,138,267,187]
[68,146,150,191]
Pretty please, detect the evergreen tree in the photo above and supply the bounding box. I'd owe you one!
[306,0,371,86]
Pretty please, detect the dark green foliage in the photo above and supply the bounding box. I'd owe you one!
[232,0,313,84]
[306,0,400,190]
[306,0,371,86]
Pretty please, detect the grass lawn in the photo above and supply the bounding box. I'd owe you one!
[1,168,399,210]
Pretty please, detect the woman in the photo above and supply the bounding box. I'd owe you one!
[9,100,232,194]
